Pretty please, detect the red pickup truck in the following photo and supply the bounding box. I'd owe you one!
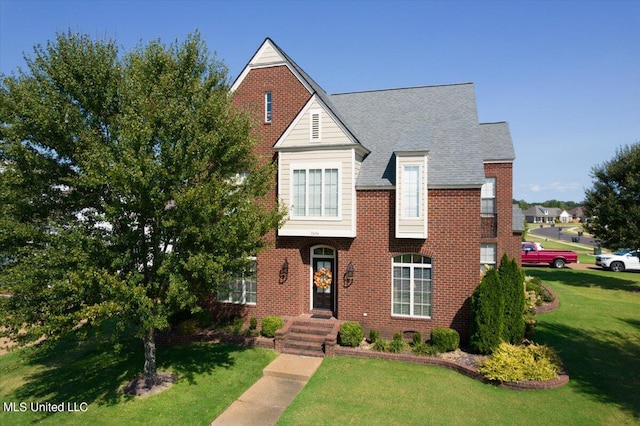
[521,242,579,268]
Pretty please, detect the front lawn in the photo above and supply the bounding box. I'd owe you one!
[0,331,277,425]
[278,267,640,425]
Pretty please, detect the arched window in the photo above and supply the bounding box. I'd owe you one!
[392,254,432,318]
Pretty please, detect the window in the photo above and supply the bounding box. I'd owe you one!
[310,110,321,142]
[481,177,496,216]
[265,92,272,123]
[480,244,497,272]
[402,165,421,218]
[218,258,257,304]
[291,167,339,218]
[392,254,432,317]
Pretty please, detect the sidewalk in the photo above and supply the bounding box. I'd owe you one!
[211,354,323,426]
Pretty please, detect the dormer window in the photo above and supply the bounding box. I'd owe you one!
[265,92,272,123]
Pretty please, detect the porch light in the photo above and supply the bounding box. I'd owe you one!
[279,259,289,284]
[343,262,355,287]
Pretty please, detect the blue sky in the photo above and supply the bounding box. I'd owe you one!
[1,0,638,203]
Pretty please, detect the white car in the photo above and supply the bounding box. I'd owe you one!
[596,249,640,272]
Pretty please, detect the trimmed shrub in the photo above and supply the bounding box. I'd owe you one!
[231,317,244,335]
[339,322,364,347]
[430,328,459,352]
[470,268,504,354]
[260,316,284,338]
[368,329,379,343]
[499,255,526,344]
[412,331,423,346]
[388,338,407,353]
[478,342,562,382]
[526,276,554,303]
[249,317,258,330]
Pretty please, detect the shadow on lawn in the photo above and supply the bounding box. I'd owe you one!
[526,268,640,292]
[535,321,640,420]
[11,328,246,421]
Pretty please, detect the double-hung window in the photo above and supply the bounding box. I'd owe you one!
[291,167,339,218]
[392,254,432,317]
[218,258,257,305]
[480,243,497,273]
[481,177,496,216]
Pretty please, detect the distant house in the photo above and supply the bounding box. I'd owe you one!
[221,38,520,347]
[524,205,563,223]
[568,206,586,223]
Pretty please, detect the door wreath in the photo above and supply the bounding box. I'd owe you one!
[313,267,332,289]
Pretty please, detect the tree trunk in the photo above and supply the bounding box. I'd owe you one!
[143,328,157,388]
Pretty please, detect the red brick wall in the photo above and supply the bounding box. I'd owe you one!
[484,162,520,264]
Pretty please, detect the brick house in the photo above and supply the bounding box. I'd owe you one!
[220,38,519,345]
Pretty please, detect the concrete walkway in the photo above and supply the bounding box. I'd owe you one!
[211,354,323,426]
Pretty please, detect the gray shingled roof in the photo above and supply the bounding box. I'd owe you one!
[480,122,516,162]
[513,204,525,232]
[329,84,486,188]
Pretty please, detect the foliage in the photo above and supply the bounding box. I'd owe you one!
[388,332,407,353]
[260,316,283,338]
[338,321,364,347]
[411,342,440,356]
[469,268,504,354]
[499,254,526,344]
[372,338,390,352]
[175,319,197,336]
[249,317,257,331]
[430,328,459,352]
[0,31,284,385]
[368,329,379,343]
[584,142,640,250]
[478,342,562,382]
[525,276,554,305]
[411,331,422,346]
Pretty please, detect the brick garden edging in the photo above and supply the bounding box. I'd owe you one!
[332,345,569,390]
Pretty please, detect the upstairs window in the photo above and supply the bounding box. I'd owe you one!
[291,167,339,218]
[402,165,421,218]
[265,92,272,123]
[481,177,496,216]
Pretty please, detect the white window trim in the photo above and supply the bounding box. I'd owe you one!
[265,92,272,123]
[290,163,341,220]
[401,164,422,220]
[391,255,433,319]
[480,243,497,272]
[309,109,321,142]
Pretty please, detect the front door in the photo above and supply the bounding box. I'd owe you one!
[311,246,335,312]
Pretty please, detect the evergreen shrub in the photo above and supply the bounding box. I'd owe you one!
[339,322,364,347]
[478,342,562,382]
[470,268,504,354]
[430,328,459,352]
[260,316,284,338]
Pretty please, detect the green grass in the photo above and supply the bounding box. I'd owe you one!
[278,267,640,425]
[0,330,277,425]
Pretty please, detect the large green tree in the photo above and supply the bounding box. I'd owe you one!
[0,31,283,388]
[584,143,640,250]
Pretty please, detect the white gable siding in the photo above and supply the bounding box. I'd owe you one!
[278,98,352,148]
[250,41,285,66]
[278,149,356,237]
[395,154,428,239]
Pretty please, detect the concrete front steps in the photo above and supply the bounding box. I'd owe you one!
[279,316,339,357]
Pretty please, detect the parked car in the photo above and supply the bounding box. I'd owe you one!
[521,242,579,268]
[595,249,640,272]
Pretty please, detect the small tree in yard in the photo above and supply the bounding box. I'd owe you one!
[498,254,525,344]
[469,268,504,354]
[0,31,283,390]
